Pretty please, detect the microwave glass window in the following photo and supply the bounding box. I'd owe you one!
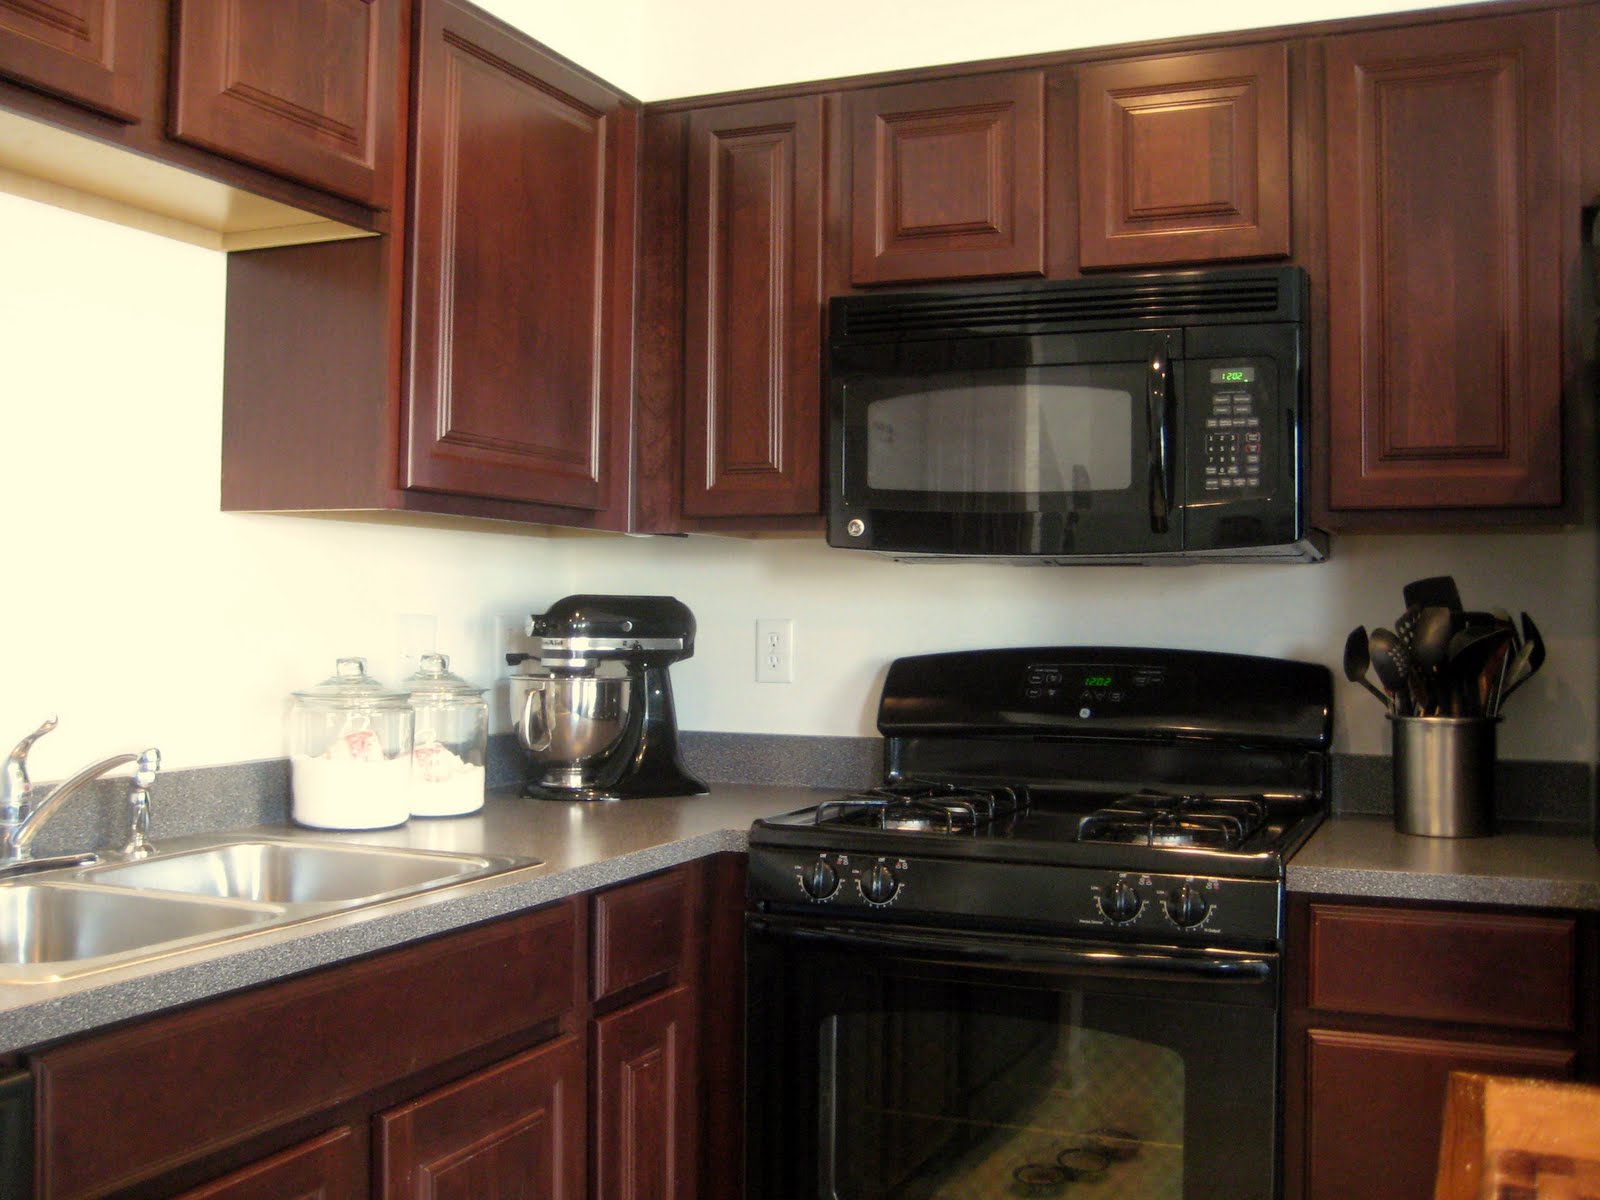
[864,371,1135,496]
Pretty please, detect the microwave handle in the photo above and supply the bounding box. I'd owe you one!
[1147,340,1175,532]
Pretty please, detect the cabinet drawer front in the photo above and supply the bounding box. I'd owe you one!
[592,866,691,1002]
[1307,902,1576,1030]
[35,900,580,1199]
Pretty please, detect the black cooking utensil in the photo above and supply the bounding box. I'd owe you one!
[1447,624,1510,717]
[1402,575,1463,612]
[1343,626,1390,707]
[1497,612,1546,707]
[1368,628,1414,715]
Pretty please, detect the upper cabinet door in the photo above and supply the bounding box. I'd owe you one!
[848,71,1045,285]
[1323,12,1563,512]
[170,0,400,207]
[683,96,825,518]
[404,0,636,519]
[0,0,157,122]
[1076,44,1290,269]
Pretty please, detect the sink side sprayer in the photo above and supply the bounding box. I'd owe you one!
[1,715,160,874]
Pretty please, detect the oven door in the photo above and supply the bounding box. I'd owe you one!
[746,914,1281,1200]
[827,329,1184,557]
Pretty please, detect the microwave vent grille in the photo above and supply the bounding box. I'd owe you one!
[838,272,1293,339]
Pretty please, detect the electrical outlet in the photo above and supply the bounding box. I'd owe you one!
[756,618,794,683]
[496,611,534,674]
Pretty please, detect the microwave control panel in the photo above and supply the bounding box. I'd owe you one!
[1201,364,1267,496]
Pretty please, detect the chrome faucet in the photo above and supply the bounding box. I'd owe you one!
[1,715,161,871]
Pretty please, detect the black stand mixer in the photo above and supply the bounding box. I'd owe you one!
[506,595,709,801]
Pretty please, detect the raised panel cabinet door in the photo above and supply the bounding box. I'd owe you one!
[1323,13,1563,511]
[378,1035,586,1200]
[594,984,697,1200]
[0,0,155,121]
[1298,1028,1575,1200]
[684,97,824,518]
[169,0,400,207]
[172,1127,365,1200]
[848,71,1045,284]
[1077,43,1290,268]
[405,0,635,518]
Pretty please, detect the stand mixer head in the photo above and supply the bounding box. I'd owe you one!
[507,595,709,800]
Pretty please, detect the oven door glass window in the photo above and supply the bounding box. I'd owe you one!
[747,922,1279,1200]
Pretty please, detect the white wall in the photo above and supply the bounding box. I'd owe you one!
[2,0,1593,784]
[477,0,1488,101]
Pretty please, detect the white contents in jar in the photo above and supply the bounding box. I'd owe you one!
[409,741,485,816]
[291,729,411,829]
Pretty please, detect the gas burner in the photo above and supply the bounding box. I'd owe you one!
[815,781,1029,833]
[1077,791,1268,850]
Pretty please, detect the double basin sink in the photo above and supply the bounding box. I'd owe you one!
[0,839,536,984]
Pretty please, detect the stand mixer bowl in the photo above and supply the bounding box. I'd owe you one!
[513,671,633,788]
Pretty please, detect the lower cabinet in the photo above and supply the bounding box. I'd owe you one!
[1284,895,1597,1200]
[171,1127,364,1200]
[24,854,747,1200]
[378,1035,587,1199]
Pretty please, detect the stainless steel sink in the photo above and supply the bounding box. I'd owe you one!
[0,838,538,985]
[81,840,512,906]
[0,882,283,982]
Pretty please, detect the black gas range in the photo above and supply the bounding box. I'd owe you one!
[749,645,1332,947]
[746,647,1333,1200]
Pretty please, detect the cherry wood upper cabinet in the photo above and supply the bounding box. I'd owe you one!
[683,96,825,518]
[0,0,156,122]
[403,0,635,518]
[847,71,1045,285]
[1076,43,1290,269]
[1322,12,1564,513]
[169,0,400,208]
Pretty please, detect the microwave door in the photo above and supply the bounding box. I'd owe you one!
[831,332,1183,557]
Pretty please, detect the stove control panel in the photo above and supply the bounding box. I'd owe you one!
[750,849,1282,943]
[792,853,907,908]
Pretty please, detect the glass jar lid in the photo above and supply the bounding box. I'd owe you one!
[402,653,486,700]
[294,657,409,708]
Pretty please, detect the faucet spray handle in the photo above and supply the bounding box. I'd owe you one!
[122,748,161,860]
[2,714,59,823]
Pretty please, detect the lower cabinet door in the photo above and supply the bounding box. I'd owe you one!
[376,1035,586,1200]
[594,984,697,1200]
[1299,1028,1575,1200]
[172,1127,364,1199]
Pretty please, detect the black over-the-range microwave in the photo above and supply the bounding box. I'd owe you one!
[826,265,1327,563]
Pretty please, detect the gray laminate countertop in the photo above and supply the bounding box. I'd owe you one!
[1287,814,1600,910]
[5,791,1598,1055]
[0,785,818,1055]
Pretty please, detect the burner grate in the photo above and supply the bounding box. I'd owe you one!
[816,780,1029,833]
[1077,791,1268,850]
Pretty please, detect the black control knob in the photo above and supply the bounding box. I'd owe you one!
[1100,878,1141,923]
[1167,882,1209,928]
[861,861,899,905]
[802,858,839,900]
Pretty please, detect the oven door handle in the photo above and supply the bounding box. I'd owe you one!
[749,916,1276,985]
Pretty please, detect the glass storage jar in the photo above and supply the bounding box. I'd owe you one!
[402,653,488,817]
[288,657,413,830]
